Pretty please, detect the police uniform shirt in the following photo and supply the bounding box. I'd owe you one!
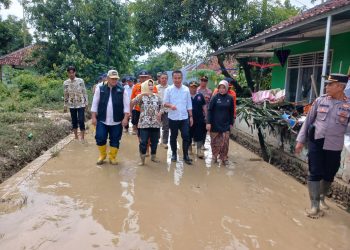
[296,95,350,151]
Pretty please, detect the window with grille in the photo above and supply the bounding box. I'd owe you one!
[285,50,333,103]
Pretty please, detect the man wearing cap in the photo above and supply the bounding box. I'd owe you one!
[123,76,134,133]
[164,70,193,164]
[124,76,134,99]
[91,69,130,165]
[295,73,350,218]
[130,70,158,135]
[197,76,212,105]
[189,81,207,158]
[155,72,162,86]
[156,72,170,148]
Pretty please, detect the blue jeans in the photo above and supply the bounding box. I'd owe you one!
[308,138,341,182]
[169,118,190,156]
[95,121,122,148]
[70,108,85,130]
[139,128,160,155]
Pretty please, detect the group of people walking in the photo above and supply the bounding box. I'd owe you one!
[64,65,350,219]
[64,66,237,166]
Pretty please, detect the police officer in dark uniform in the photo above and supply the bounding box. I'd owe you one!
[295,73,350,218]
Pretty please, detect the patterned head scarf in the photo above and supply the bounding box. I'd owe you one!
[141,79,154,94]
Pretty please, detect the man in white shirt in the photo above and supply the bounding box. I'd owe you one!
[91,70,130,165]
[156,72,169,148]
[164,70,193,164]
[123,76,134,132]
[124,76,134,98]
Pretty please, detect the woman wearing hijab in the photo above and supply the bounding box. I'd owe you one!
[206,80,234,165]
[131,79,163,165]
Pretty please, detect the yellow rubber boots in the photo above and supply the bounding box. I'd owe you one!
[97,145,107,165]
[109,147,119,165]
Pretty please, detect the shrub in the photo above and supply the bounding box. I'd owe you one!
[0,82,10,101]
[11,73,40,99]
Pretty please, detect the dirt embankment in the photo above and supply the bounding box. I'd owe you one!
[0,110,72,184]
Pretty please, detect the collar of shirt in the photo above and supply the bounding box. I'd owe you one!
[158,84,168,89]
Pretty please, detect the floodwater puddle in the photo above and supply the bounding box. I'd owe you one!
[0,132,350,249]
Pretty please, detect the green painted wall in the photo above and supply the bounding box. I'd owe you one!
[271,31,350,89]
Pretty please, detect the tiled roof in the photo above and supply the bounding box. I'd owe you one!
[0,45,38,67]
[230,0,350,49]
[197,56,236,72]
[182,56,236,73]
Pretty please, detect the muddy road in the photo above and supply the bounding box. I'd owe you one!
[0,130,349,250]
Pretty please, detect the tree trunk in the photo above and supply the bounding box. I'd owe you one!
[217,54,244,95]
[237,58,254,91]
[216,54,232,78]
[256,122,269,162]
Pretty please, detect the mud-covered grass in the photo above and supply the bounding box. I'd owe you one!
[0,112,71,184]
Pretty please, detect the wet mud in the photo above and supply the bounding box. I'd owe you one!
[0,130,350,249]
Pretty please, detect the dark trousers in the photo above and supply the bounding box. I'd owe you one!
[132,110,140,126]
[169,118,190,156]
[189,120,206,144]
[69,107,85,130]
[95,121,122,148]
[308,138,341,182]
[161,113,169,144]
[139,128,160,155]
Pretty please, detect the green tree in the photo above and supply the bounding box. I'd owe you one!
[27,0,134,74]
[0,15,32,56]
[130,0,299,90]
[187,69,224,89]
[135,50,183,78]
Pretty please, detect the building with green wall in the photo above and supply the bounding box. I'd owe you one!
[212,0,350,104]
[271,31,350,102]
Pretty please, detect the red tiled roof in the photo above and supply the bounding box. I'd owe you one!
[232,0,350,48]
[0,45,38,67]
[197,56,237,73]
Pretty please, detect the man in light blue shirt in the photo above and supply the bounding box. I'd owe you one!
[164,70,193,164]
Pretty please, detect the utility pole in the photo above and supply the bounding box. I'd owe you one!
[107,18,111,68]
[22,0,27,47]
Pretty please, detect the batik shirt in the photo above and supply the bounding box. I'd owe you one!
[63,77,88,108]
[133,94,163,128]
[197,87,212,105]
